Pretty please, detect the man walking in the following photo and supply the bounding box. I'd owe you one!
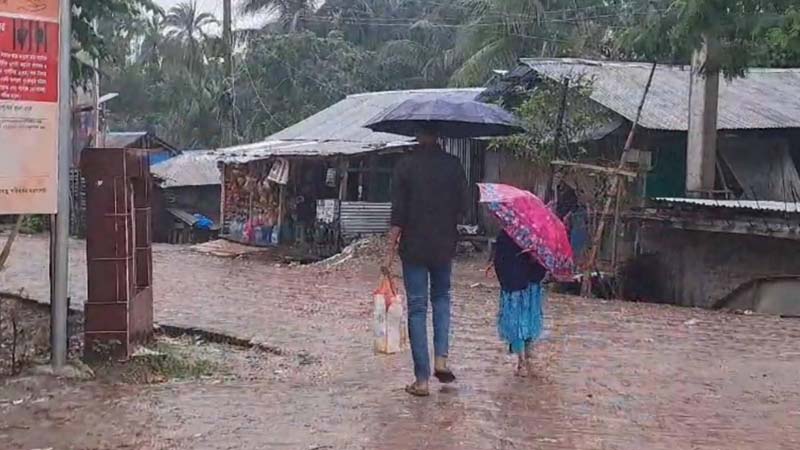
[383,129,469,397]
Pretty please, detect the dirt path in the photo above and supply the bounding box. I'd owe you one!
[2,235,800,449]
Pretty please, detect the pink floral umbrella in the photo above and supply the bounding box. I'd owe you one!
[478,183,574,279]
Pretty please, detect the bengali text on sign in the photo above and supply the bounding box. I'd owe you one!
[0,1,60,213]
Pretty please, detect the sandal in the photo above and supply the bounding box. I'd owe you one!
[434,369,457,384]
[405,383,430,397]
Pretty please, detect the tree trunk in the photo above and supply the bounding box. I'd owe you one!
[223,0,234,145]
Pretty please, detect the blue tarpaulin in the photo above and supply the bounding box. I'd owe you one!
[149,151,173,166]
[193,214,214,230]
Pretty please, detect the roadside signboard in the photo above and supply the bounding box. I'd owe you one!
[0,0,61,213]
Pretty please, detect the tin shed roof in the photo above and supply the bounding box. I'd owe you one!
[151,151,221,187]
[104,132,148,148]
[218,88,484,162]
[104,131,178,153]
[654,197,800,213]
[518,58,800,131]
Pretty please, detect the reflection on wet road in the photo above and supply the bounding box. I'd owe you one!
[141,280,800,450]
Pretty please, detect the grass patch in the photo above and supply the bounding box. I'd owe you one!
[19,215,46,234]
[93,338,225,384]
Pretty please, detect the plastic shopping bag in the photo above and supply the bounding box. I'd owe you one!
[373,276,407,354]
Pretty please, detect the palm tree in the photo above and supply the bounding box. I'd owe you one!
[164,1,219,69]
[311,0,467,88]
[450,0,627,86]
[447,0,549,86]
[242,0,316,32]
[138,13,166,68]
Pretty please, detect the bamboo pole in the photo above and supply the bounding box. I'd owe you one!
[580,62,657,297]
[610,179,624,269]
[545,79,571,204]
[551,160,637,178]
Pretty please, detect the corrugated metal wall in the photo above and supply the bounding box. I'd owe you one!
[340,202,391,237]
[443,138,473,181]
[442,138,484,225]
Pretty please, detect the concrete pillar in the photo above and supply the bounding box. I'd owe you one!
[686,39,720,197]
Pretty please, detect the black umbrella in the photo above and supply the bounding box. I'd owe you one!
[364,97,524,139]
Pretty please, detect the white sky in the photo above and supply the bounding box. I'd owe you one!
[154,0,270,31]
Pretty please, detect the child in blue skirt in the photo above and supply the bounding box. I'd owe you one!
[492,230,547,376]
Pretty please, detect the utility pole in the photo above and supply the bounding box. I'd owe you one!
[686,37,720,197]
[223,0,234,145]
[93,19,101,148]
[52,0,72,369]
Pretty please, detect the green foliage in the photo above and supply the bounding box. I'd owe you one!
[449,0,641,86]
[312,0,468,87]
[92,0,800,150]
[448,0,544,86]
[234,32,380,139]
[100,1,228,147]
[490,78,613,162]
[72,0,160,85]
[616,0,800,77]
[164,1,219,70]
[19,215,46,234]
[243,0,316,32]
[106,62,227,148]
[757,7,800,67]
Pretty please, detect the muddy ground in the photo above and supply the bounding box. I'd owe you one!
[1,235,800,450]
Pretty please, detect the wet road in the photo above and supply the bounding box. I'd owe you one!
[2,236,800,449]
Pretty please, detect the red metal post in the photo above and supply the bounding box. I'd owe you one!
[80,148,154,359]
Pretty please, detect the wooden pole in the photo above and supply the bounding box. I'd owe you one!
[610,179,624,269]
[580,62,657,297]
[338,159,349,201]
[546,79,570,204]
[277,184,285,245]
[551,160,637,178]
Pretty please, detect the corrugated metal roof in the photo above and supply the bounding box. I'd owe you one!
[654,197,800,213]
[218,88,484,162]
[104,132,147,148]
[151,151,221,187]
[217,139,410,163]
[520,58,800,131]
[167,208,199,226]
[103,131,178,152]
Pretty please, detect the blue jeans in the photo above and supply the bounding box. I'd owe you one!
[402,260,453,381]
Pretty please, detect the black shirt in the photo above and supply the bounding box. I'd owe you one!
[493,231,547,292]
[391,147,469,266]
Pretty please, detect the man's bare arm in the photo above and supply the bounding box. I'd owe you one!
[382,226,401,274]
